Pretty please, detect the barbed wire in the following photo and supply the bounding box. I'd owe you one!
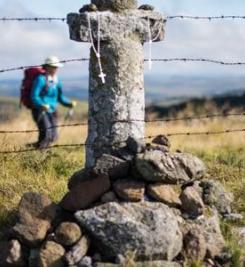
[166,15,245,20]
[0,112,244,134]
[0,58,89,73]
[1,15,245,22]
[0,128,244,154]
[0,17,66,22]
[2,57,245,74]
[149,58,245,65]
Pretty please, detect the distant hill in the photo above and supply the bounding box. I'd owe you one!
[1,75,245,102]
[146,91,245,119]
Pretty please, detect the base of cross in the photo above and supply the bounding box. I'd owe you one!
[0,135,241,266]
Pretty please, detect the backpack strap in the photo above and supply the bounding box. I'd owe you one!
[44,74,49,92]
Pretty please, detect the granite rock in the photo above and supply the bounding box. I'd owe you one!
[38,241,65,267]
[200,180,234,215]
[65,236,91,265]
[152,135,170,148]
[147,184,181,208]
[13,192,58,247]
[180,186,205,218]
[113,179,145,201]
[76,202,183,261]
[136,151,206,184]
[100,191,118,204]
[198,209,226,258]
[61,175,110,212]
[55,222,82,247]
[93,154,130,180]
[183,226,207,262]
[68,169,92,191]
[0,240,26,267]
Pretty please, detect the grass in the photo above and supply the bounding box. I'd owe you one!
[0,102,244,264]
[0,148,85,234]
[221,221,245,267]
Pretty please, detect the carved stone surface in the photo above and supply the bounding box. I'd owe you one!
[67,3,166,167]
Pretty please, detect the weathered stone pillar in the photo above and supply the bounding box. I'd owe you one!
[67,0,166,168]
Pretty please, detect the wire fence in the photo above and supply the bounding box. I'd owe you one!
[0,13,245,154]
[0,112,244,134]
[2,58,245,74]
[166,15,245,20]
[1,15,245,22]
[0,17,66,22]
[0,58,89,73]
[0,128,244,154]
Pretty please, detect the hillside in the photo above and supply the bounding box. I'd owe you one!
[1,75,245,102]
[146,91,245,119]
[1,90,244,124]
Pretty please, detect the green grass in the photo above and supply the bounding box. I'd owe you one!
[186,147,245,266]
[221,220,245,267]
[188,147,245,221]
[0,148,85,235]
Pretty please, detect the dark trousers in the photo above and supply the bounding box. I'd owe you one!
[32,109,58,147]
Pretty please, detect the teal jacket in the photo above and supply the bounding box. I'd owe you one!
[31,74,71,113]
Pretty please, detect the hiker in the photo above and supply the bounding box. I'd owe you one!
[30,56,76,149]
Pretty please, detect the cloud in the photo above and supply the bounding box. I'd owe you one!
[144,19,245,77]
[0,0,245,83]
[0,0,90,79]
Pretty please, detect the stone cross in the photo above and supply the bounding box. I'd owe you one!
[67,0,166,168]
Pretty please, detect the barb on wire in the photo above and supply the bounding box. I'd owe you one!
[0,112,244,134]
[0,128,244,154]
[1,57,245,74]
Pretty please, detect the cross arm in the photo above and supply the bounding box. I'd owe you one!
[67,10,166,43]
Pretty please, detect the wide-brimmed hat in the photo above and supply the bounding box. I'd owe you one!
[44,56,63,68]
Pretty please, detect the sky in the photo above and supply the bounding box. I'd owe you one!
[0,0,245,89]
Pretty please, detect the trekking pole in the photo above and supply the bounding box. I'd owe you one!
[37,110,46,123]
[65,108,74,121]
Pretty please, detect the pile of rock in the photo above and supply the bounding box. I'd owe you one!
[0,136,243,267]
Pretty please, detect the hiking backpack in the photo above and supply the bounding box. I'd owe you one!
[20,67,47,109]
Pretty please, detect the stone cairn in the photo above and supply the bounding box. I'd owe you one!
[0,135,241,267]
[0,1,243,267]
